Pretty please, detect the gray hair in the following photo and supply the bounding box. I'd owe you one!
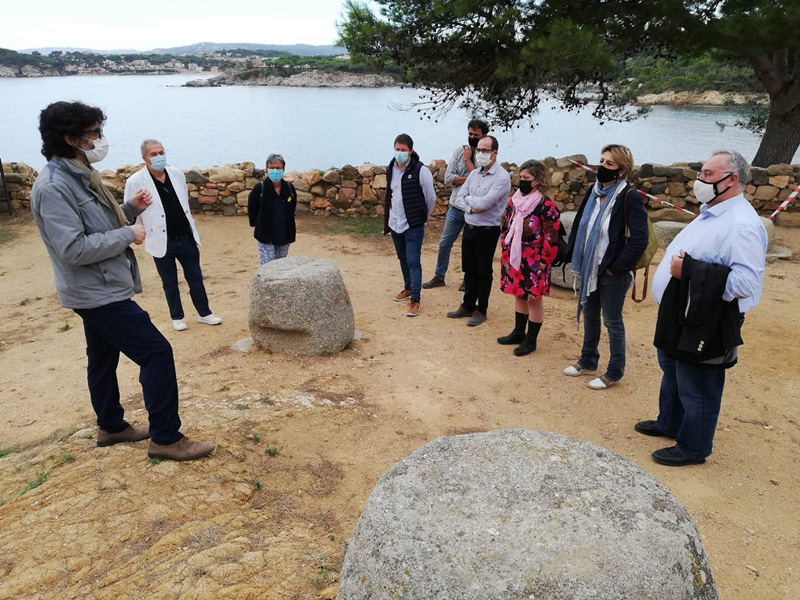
[713,149,749,189]
[140,138,163,156]
[266,153,286,168]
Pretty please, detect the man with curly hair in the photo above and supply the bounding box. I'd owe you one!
[30,101,213,462]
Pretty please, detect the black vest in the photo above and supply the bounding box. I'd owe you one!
[384,152,427,234]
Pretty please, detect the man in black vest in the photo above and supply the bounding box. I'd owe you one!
[384,133,437,317]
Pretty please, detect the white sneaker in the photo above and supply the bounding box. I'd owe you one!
[172,320,188,331]
[198,314,222,326]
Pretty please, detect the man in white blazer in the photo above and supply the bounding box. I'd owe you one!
[123,139,221,331]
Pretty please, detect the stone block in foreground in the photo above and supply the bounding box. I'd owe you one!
[339,429,717,600]
[249,256,354,355]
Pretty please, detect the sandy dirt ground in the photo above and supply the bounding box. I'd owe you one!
[0,212,798,599]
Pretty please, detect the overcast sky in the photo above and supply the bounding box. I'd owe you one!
[4,0,349,51]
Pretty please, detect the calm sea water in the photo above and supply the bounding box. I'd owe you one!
[1,74,795,172]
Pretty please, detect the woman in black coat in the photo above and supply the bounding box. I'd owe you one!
[248,153,297,265]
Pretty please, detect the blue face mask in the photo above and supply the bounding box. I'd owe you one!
[267,169,284,182]
[394,151,409,164]
[149,155,166,171]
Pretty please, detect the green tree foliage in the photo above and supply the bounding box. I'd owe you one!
[624,52,761,95]
[338,0,800,165]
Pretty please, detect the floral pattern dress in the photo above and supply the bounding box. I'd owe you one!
[499,198,561,300]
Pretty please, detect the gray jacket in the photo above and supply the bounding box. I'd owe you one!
[31,157,143,309]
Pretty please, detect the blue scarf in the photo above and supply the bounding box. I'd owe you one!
[571,180,622,322]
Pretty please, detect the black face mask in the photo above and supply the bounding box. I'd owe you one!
[467,136,480,148]
[596,164,620,184]
[519,180,534,195]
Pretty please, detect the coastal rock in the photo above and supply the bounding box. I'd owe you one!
[760,217,775,250]
[322,169,341,184]
[208,167,239,183]
[185,170,208,184]
[249,257,354,356]
[339,429,717,600]
[654,221,687,249]
[765,164,795,177]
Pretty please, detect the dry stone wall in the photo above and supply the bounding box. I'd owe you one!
[3,156,800,226]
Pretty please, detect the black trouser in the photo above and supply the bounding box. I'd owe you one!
[74,299,183,445]
[461,224,501,315]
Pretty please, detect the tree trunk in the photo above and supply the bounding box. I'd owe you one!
[752,107,800,166]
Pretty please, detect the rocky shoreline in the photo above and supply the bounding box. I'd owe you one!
[184,70,399,88]
[635,90,767,107]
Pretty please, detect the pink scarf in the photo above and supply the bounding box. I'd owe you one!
[504,189,543,270]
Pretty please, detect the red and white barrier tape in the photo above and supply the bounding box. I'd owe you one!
[567,159,698,218]
[767,183,800,220]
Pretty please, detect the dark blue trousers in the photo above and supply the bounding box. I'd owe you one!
[153,233,211,320]
[655,348,726,459]
[74,299,183,445]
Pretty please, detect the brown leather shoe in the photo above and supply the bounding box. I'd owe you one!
[406,300,420,317]
[96,425,151,447]
[147,437,214,461]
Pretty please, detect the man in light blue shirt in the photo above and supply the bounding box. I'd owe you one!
[446,135,511,326]
[423,119,488,290]
[383,133,437,317]
[636,149,767,467]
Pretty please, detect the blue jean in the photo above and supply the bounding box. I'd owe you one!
[152,233,211,320]
[391,226,425,302]
[579,271,632,381]
[74,300,183,445]
[655,348,726,459]
[434,206,466,279]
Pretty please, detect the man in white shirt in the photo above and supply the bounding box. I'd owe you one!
[446,135,511,326]
[124,140,221,331]
[636,149,767,466]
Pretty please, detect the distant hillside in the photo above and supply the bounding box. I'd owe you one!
[19,43,346,57]
[147,43,346,56]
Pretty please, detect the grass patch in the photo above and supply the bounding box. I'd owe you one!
[59,427,81,441]
[58,322,71,332]
[0,227,15,245]
[260,397,275,405]
[265,446,281,457]
[235,403,250,410]
[325,219,383,237]
[20,470,49,496]
[19,298,30,306]
[304,552,339,591]
[149,457,164,466]
[0,448,14,458]
[254,480,262,491]
[247,433,261,443]
[217,385,230,392]
[60,453,75,463]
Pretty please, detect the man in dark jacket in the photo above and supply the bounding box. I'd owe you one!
[636,149,767,466]
[31,101,214,462]
[384,133,436,317]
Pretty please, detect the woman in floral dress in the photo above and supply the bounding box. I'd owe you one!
[497,159,561,356]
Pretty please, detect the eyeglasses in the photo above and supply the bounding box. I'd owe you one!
[699,170,731,180]
[475,148,494,154]
[81,128,103,140]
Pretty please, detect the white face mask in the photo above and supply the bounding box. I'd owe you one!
[83,135,109,164]
[693,172,733,204]
[475,151,493,168]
